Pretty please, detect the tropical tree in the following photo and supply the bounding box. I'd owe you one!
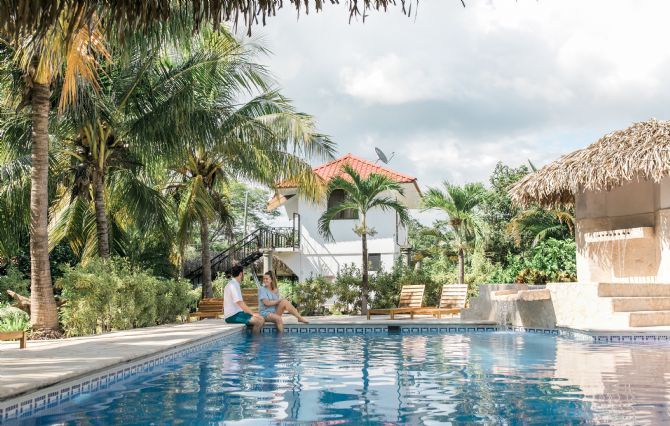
[318,165,410,315]
[508,207,574,248]
[0,15,109,334]
[421,182,487,284]
[156,31,334,298]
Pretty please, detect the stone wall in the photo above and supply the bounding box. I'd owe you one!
[462,283,630,329]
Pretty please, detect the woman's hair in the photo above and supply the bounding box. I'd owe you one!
[264,271,277,291]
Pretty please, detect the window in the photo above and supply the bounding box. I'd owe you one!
[368,253,382,272]
[327,189,359,220]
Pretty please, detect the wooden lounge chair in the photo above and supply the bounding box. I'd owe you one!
[413,284,468,318]
[367,284,426,320]
[0,331,27,349]
[189,288,260,321]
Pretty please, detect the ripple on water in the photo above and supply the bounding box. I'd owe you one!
[24,332,670,425]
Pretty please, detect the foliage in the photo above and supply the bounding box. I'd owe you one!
[0,305,29,323]
[328,262,440,313]
[421,181,487,284]
[0,311,30,332]
[277,279,298,305]
[331,264,363,314]
[292,275,333,316]
[0,266,29,304]
[491,238,577,284]
[57,258,196,337]
[479,162,529,265]
[318,164,410,314]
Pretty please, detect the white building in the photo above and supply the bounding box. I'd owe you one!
[267,154,421,281]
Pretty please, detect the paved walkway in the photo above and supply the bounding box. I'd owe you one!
[0,321,243,400]
[0,315,494,401]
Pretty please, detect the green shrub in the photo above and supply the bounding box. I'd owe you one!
[277,279,298,305]
[293,275,333,316]
[0,306,29,332]
[57,258,195,337]
[491,238,577,284]
[332,264,363,314]
[0,266,29,304]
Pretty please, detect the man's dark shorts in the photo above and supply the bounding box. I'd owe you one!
[225,311,252,324]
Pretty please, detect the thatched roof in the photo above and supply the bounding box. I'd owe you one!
[1,0,415,40]
[510,119,670,207]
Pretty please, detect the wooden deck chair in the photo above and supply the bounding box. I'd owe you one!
[414,284,468,318]
[189,288,260,321]
[189,298,224,321]
[367,284,426,320]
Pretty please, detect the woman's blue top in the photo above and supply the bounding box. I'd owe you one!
[258,286,280,317]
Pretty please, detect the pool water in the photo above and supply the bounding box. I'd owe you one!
[25,332,670,425]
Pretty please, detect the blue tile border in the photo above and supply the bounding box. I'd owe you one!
[4,322,670,422]
[0,328,243,422]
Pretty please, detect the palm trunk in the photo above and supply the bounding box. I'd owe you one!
[458,248,465,284]
[361,214,369,316]
[200,217,212,298]
[29,82,59,331]
[92,167,110,259]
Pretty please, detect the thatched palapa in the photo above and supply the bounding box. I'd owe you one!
[510,119,670,207]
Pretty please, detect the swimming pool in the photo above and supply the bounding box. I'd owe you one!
[19,331,670,424]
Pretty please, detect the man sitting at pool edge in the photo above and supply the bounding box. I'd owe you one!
[223,265,265,333]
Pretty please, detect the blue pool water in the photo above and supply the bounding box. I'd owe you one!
[21,332,670,425]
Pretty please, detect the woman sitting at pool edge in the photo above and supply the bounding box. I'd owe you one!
[259,271,309,332]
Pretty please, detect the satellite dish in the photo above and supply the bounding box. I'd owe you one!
[375,147,395,164]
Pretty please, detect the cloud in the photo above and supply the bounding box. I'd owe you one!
[249,0,670,194]
[339,53,451,104]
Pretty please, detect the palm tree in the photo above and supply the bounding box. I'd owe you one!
[158,32,334,298]
[169,149,233,297]
[0,17,108,334]
[421,182,487,284]
[508,207,574,248]
[318,165,410,315]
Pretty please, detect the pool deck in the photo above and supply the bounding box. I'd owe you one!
[0,315,493,402]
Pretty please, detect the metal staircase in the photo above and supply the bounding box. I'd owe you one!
[186,227,299,287]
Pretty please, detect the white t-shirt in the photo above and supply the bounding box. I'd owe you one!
[223,278,244,319]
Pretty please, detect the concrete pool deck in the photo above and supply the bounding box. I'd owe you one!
[0,315,494,401]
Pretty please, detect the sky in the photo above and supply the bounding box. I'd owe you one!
[236,0,670,192]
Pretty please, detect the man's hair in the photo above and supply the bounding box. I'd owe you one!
[230,265,244,278]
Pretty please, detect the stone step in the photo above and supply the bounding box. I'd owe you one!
[629,311,670,327]
[612,297,670,312]
[598,283,670,298]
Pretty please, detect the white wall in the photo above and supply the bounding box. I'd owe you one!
[575,179,670,283]
[275,190,410,281]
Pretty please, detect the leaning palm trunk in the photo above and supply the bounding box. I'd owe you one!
[457,248,465,285]
[199,217,212,298]
[360,216,369,316]
[92,168,110,258]
[29,82,59,331]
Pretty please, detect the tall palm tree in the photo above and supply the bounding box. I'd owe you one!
[159,32,334,298]
[0,17,108,334]
[421,182,487,284]
[318,165,410,315]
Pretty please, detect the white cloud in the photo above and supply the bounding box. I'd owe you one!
[249,0,670,196]
[339,53,450,104]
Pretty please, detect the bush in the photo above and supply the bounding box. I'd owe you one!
[57,258,196,337]
[491,238,577,284]
[332,264,363,314]
[0,266,29,304]
[277,279,298,305]
[0,306,29,332]
[293,275,333,316]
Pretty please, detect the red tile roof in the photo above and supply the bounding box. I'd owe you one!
[277,153,417,188]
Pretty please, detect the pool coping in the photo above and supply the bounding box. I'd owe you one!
[3,319,670,421]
